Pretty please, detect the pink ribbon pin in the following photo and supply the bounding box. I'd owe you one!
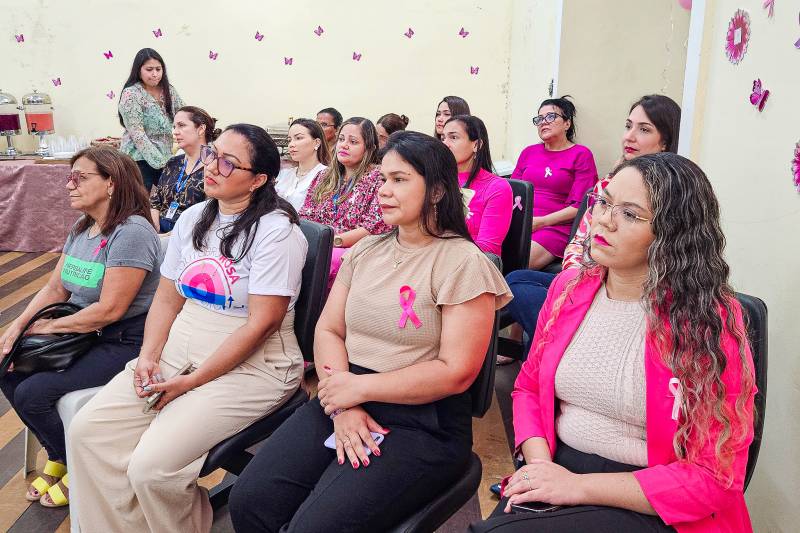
[668,377,682,421]
[92,239,108,256]
[512,196,523,211]
[398,285,422,329]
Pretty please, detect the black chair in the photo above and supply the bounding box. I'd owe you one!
[735,292,768,492]
[389,255,502,533]
[500,179,533,276]
[201,219,333,509]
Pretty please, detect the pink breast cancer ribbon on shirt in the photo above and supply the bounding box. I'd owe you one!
[669,377,682,421]
[92,239,108,256]
[398,285,422,329]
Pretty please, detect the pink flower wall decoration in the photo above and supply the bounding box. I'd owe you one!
[725,9,751,64]
[792,141,800,193]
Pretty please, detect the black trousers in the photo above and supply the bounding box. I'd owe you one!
[229,367,473,533]
[469,443,675,533]
[136,159,162,191]
[0,313,145,462]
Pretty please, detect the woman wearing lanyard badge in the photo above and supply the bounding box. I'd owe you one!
[150,106,221,233]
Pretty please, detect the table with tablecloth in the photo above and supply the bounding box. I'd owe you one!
[0,160,79,252]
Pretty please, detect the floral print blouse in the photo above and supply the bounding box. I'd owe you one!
[150,154,206,220]
[299,166,391,235]
[119,82,184,169]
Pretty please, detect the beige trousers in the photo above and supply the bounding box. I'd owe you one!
[68,300,302,533]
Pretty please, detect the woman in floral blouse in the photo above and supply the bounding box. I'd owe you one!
[118,48,184,191]
[150,106,220,233]
[300,117,390,285]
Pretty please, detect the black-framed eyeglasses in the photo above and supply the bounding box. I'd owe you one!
[532,112,566,126]
[200,145,253,178]
[66,170,103,187]
[587,192,651,225]
[317,121,334,129]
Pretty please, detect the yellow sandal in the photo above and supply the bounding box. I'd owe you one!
[26,460,66,502]
[40,473,69,508]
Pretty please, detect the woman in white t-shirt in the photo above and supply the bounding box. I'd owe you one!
[276,118,330,210]
[68,124,308,533]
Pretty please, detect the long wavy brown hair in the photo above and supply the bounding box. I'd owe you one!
[532,153,754,483]
[312,117,378,203]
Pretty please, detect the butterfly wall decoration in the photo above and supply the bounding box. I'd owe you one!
[749,78,769,112]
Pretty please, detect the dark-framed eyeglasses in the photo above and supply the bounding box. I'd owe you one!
[532,112,566,126]
[66,170,103,187]
[587,192,651,226]
[200,145,253,178]
[317,121,334,129]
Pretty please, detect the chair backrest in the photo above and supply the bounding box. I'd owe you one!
[468,253,502,417]
[294,220,334,361]
[568,187,593,242]
[500,179,533,276]
[735,292,768,491]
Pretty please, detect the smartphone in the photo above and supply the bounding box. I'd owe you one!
[324,432,385,456]
[510,501,562,514]
[142,361,194,413]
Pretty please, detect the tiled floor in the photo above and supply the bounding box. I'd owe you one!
[0,251,520,532]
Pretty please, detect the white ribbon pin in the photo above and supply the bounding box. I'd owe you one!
[668,377,682,421]
[544,166,553,178]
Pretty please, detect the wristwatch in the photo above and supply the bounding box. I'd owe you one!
[333,235,344,247]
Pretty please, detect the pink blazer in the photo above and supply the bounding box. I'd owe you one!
[512,268,756,533]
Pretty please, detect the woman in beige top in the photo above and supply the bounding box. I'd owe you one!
[229,131,512,532]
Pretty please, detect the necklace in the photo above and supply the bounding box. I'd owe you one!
[296,166,313,178]
[392,249,404,270]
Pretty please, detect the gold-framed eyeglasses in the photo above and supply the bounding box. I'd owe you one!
[587,192,651,225]
[66,170,103,187]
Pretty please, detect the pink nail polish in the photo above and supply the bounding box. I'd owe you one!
[364,458,370,466]
[374,449,381,456]
[352,461,359,469]
[338,457,344,465]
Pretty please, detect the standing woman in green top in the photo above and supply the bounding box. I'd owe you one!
[118,48,184,191]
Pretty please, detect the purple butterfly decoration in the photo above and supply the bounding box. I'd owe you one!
[795,37,800,48]
[209,50,218,60]
[255,31,264,41]
[52,78,62,87]
[352,51,362,61]
[14,34,24,43]
[106,90,115,100]
[404,28,414,39]
[103,50,113,59]
[763,0,774,18]
[152,28,162,38]
[314,25,324,37]
[750,79,770,111]
[470,66,479,75]
[284,57,293,65]
[459,27,469,38]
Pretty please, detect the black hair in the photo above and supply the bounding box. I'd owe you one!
[317,107,343,129]
[628,95,682,154]
[444,115,493,188]
[192,124,299,261]
[119,48,174,127]
[538,95,577,142]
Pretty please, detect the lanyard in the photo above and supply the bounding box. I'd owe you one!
[174,157,200,194]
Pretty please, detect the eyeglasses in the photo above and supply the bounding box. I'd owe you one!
[532,112,566,126]
[200,145,253,178]
[587,192,651,226]
[317,121,334,129]
[66,170,103,187]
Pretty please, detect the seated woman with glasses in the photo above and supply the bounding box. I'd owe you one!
[299,117,391,285]
[229,130,511,532]
[442,114,512,255]
[68,124,308,533]
[471,153,756,533]
[0,146,160,508]
[511,96,598,269]
[150,105,221,233]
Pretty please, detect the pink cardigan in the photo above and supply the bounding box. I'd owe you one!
[458,168,513,256]
[512,268,756,533]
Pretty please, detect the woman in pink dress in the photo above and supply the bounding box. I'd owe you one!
[442,115,512,255]
[511,96,598,269]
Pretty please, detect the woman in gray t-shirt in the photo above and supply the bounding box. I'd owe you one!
[0,146,160,508]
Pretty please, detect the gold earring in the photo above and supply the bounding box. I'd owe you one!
[108,190,113,198]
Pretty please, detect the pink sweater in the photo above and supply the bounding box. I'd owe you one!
[458,168,513,256]
[513,268,756,533]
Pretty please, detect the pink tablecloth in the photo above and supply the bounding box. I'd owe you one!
[0,160,80,252]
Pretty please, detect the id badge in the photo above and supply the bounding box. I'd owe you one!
[165,201,179,220]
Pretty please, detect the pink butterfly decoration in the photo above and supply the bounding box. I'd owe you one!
[470,66,479,75]
[404,28,414,38]
[749,78,770,111]
[459,27,469,38]
[103,50,113,59]
[106,90,115,99]
[152,28,162,38]
[352,52,362,61]
[794,37,800,48]
[791,141,800,193]
[209,51,218,60]
[52,78,61,87]
[284,57,293,65]
[255,31,264,41]
[763,0,774,18]
[314,25,324,37]
[14,34,24,43]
